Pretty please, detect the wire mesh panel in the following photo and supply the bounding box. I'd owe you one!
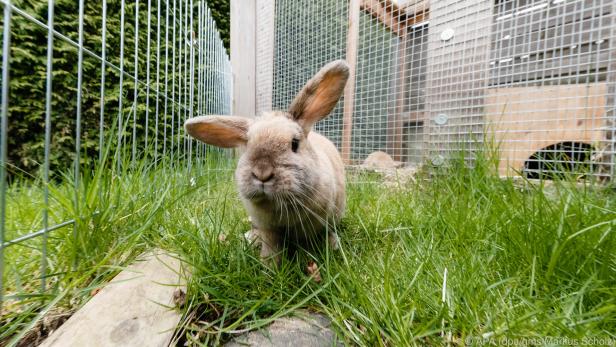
[258,0,615,179]
[487,0,614,178]
[0,0,231,319]
[265,0,349,148]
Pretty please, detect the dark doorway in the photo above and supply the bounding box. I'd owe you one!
[523,142,594,179]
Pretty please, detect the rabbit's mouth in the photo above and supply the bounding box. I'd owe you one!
[238,166,300,202]
[243,182,275,201]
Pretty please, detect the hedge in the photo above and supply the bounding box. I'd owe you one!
[1,0,229,178]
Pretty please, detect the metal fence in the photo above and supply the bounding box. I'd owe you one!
[0,0,231,313]
[256,0,615,179]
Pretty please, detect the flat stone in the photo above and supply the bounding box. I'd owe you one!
[40,249,187,347]
[225,312,341,347]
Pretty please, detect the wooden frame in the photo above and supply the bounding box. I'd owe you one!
[360,0,429,37]
[342,0,361,164]
[343,0,429,164]
[231,0,257,117]
[255,0,276,115]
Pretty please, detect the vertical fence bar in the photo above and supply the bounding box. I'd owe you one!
[0,0,12,311]
[171,0,176,165]
[145,0,151,155]
[195,1,201,163]
[178,0,185,164]
[180,0,187,164]
[205,7,211,117]
[198,2,202,160]
[154,0,161,165]
[99,0,107,163]
[201,0,207,158]
[188,0,195,169]
[180,0,186,162]
[132,0,139,166]
[609,1,616,179]
[177,0,183,165]
[163,0,170,163]
[41,0,55,292]
[117,0,126,172]
[73,0,85,268]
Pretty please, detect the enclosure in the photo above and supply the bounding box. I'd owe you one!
[1,0,615,345]
[239,0,615,179]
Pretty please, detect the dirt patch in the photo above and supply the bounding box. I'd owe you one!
[2,309,74,347]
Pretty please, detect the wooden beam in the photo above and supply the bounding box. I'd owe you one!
[360,0,404,36]
[399,0,430,18]
[231,0,256,117]
[606,1,616,178]
[342,0,361,164]
[360,0,429,37]
[390,25,409,161]
[255,0,276,115]
[40,250,187,347]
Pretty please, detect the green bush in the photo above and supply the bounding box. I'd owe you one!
[1,0,229,178]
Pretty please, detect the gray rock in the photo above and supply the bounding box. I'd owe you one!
[225,312,342,347]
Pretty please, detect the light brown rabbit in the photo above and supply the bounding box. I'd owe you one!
[184,60,349,262]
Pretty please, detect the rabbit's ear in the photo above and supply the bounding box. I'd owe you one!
[184,115,251,148]
[289,60,349,132]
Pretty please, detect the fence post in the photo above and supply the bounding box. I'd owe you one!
[0,1,12,313]
[607,1,616,179]
[391,23,408,162]
[255,0,275,115]
[342,0,360,165]
[231,0,256,117]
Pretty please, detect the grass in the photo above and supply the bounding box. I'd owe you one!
[1,151,615,346]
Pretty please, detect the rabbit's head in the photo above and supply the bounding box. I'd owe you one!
[184,60,349,203]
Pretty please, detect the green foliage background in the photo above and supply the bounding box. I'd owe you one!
[208,0,229,52]
[1,0,229,178]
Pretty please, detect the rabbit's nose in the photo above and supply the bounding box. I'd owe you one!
[252,168,274,183]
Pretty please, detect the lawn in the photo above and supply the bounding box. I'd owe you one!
[1,153,615,346]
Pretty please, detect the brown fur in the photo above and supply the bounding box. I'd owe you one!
[184,60,349,263]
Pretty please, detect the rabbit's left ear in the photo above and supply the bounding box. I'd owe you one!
[184,115,251,148]
[289,60,349,132]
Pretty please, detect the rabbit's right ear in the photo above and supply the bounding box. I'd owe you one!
[289,60,349,133]
[184,115,251,148]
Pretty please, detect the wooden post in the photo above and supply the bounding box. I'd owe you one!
[390,27,408,161]
[231,0,256,117]
[606,1,616,178]
[255,0,276,115]
[342,0,361,164]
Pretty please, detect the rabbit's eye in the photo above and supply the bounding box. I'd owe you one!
[291,138,300,152]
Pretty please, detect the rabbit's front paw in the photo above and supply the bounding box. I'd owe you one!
[244,229,258,244]
[257,229,282,266]
[328,232,340,250]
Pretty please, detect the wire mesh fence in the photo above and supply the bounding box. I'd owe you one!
[258,0,615,179]
[0,0,231,314]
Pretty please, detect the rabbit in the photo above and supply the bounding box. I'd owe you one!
[184,60,349,263]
